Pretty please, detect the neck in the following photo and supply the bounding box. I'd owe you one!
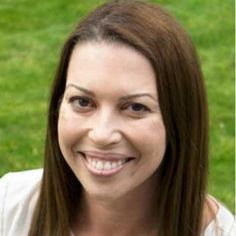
[74,180,158,236]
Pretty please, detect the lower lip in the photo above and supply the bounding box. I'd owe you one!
[83,157,127,177]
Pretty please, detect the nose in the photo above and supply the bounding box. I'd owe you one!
[88,110,122,147]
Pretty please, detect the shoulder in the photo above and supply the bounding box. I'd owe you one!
[0,168,43,185]
[0,169,43,205]
[204,196,236,236]
[0,169,43,236]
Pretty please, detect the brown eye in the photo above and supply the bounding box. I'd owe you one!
[77,97,90,107]
[68,96,95,112]
[130,103,149,112]
[121,102,151,117]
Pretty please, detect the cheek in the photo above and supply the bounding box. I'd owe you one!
[148,117,166,160]
[149,118,166,155]
[130,116,166,162]
[58,106,81,153]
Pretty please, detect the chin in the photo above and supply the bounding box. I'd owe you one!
[83,184,127,202]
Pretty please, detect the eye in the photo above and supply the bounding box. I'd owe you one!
[77,97,90,107]
[68,96,95,112]
[129,103,149,112]
[122,102,150,114]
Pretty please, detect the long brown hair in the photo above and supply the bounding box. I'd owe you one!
[29,1,209,235]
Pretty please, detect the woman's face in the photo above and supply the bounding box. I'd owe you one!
[58,42,166,200]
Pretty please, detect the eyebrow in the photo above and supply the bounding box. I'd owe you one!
[119,94,157,102]
[66,83,157,101]
[66,83,95,96]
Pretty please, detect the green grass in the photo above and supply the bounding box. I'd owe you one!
[0,0,234,212]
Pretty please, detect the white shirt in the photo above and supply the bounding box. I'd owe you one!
[0,169,235,236]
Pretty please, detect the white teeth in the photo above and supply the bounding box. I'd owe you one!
[89,158,126,171]
[92,160,96,166]
[111,162,117,169]
[104,161,111,170]
[96,161,103,170]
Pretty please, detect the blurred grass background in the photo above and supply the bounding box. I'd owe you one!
[0,0,234,212]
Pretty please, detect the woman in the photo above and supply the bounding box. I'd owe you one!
[0,1,235,235]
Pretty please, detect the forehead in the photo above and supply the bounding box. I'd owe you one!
[66,42,157,95]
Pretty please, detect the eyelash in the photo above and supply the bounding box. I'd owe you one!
[68,96,151,114]
[121,102,150,113]
[68,96,95,111]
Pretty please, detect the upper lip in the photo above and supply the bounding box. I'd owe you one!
[78,150,135,161]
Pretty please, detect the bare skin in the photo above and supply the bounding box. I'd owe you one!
[60,42,165,236]
[60,42,218,236]
[201,196,219,232]
[72,176,159,236]
[71,196,218,236]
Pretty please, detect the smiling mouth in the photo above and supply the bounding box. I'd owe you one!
[78,152,134,176]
